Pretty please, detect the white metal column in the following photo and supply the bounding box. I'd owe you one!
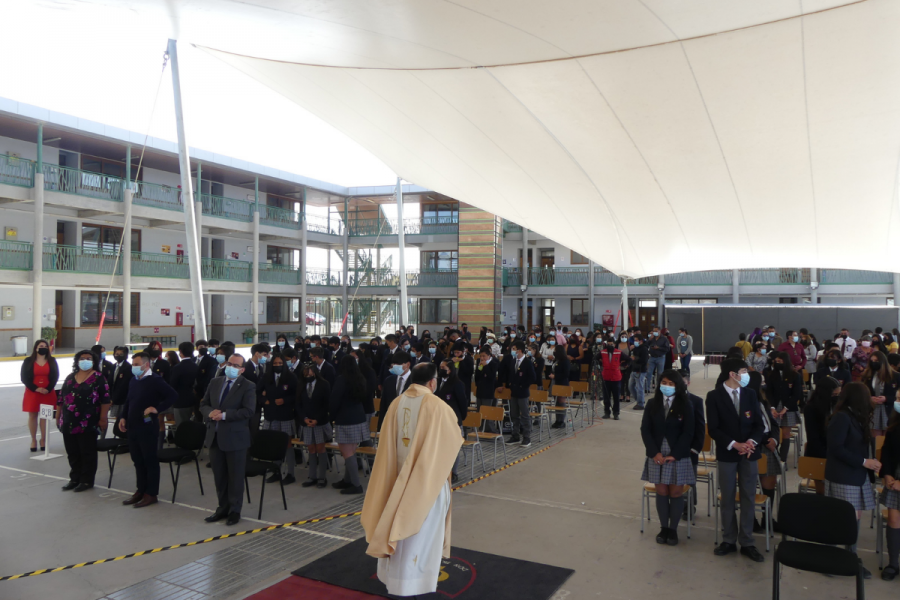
[588,260,595,329]
[521,227,528,330]
[893,274,900,330]
[167,39,207,340]
[342,198,349,331]
[657,274,665,326]
[396,178,408,326]
[252,177,260,344]
[32,124,44,345]
[300,188,308,337]
[732,269,740,304]
[123,145,132,345]
[810,267,819,304]
[621,281,629,334]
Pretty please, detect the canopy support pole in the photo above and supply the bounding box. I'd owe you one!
[252,177,260,344]
[732,269,740,305]
[522,227,529,330]
[32,123,44,346]
[396,178,408,326]
[810,267,818,305]
[300,188,308,337]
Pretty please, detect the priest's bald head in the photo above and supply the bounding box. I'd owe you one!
[411,362,438,392]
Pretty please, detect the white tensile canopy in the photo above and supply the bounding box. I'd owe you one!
[38,1,900,277]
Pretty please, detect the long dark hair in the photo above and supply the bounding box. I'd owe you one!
[72,349,99,374]
[354,344,376,379]
[807,376,840,424]
[830,382,873,443]
[861,350,892,389]
[439,358,460,389]
[29,339,51,363]
[770,351,797,383]
[553,344,569,365]
[648,369,689,419]
[338,355,367,403]
[264,354,286,385]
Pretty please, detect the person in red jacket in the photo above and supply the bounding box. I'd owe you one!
[601,337,623,420]
[777,330,806,371]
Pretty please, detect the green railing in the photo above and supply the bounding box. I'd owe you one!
[260,262,301,285]
[405,216,459,235]
[348,268,399,287]
[410,269,458,287]
[201,194,253,222]
[347,218,395,237]
[594,268,623,286]
[131,251,190,279]
[665,270,733,286]
[504,267,590,286]
[260,204,301,229]
[202,258,252,282]
[43,164,124,202]
[739,268,809,285]
[0,155,35,187]
[307,268,343,286]
[0,240,33,270]
[502,220,523,234]
[306,214,344,236]
[43,244,121,275]
[133,180,182,211]
[820,269,893,285]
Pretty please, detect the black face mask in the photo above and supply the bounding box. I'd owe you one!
[825,358,837,367]
[870,361,880,370]
[198,347,208,356]
[148,350,161,359]
[37,348,49,356]
[114,354,125,363]
[841,334,848,339]
[304,375,317,383]
[340,341,348,347]
[440,370,451,378]
[774,363,784,370]
[606,344,616,351]
[272,365,283,373]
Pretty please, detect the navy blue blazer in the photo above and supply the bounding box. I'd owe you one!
[705,385,765,462]
[688,392,706,454]
[378,373,412,431]
[640,396,695,460]
[474,358,499,399]
[825,410,872,486]
[508,356,537,398]
[316,360,336,387]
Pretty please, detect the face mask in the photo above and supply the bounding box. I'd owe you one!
[548,340,556,346]
[861,341,871,348]
[596,338,603,344]
[659,385,675,397]
[791,336,799,343]
[633,341,641,347]
[410,351,417,358]
[225,366,240,379]
[100,352,106,361]
[841,334,848,339]
[132,365,144,377]
[148,350,160,359]
[309,342,317,348]
[870,361,880,370]
[114,354,125,363]
[429,347,437,355]
[258,356,268,365]
[825,358,837,367]
[277,341,285,348]
[198,347,208,356]
[575,331,582,336]
[389,364,406,376]
[216,355,226,364]
[653,332,659,337]
[895,401,900,413]
[526,350,533,357]
[607,344,615,350]
[529,336,535,342]
[440,370,451,378]
[37,347,49,356]
[621,337,627,342]
[549,331,556,336]
[272,365,283,373]
[738,372,750,387]
[774,363,784,370]
[403,344,410,351]
[510,333,516,338]
[759,348,767,355]
[78,359,93,371]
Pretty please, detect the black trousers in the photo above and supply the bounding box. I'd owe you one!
[210,436,247,515]
[62,431,98,485]
[128,427,161,496]
[602,380,620,416]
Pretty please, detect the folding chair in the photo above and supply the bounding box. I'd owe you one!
[244,430,290,520]
[715,457,773,552]
[545,384,575,436]
[472,406,508,469]
[797,456,826,494]
[528,389,551,443]
[569,381,591,425]
[459,411,487,480]
[640,483,694,538]
[494,387,512,425]
[96,424,130,489]
[157,421,206,503]
[542,379,551,390]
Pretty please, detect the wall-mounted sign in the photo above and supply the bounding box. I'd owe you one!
[161,245,171,254]
[231,252,240,259]
[161,309,170,316]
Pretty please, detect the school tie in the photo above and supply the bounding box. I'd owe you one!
[307,382,314,397]
[732,389,741,415]
[220,380,232,407]
[397,375,403,396]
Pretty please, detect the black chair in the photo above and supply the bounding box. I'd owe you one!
[773,493,866,600]
[244,430,290,520]
[157,421,206,503]
[96,424,129,488]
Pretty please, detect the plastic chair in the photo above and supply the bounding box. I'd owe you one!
[157,421,206,503]
[545,384,575,435]
[773,493,866,600]
[244,430,290,520]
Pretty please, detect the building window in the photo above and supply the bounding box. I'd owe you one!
[266,297,301,323]
[266,245,300,266]
[421,299,457,323]
[570,251,588,265]
[421,251,458,270]
[667,298,718,305]
[81,155,142,180]
[81,292,139,326]
[82,224,141,252]
[571,299,589,325]
[422,203,458,221]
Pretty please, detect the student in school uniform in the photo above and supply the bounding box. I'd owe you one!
[803,376,841,494]
[764,351,803,464]
[298,363,332,489]
[860,350,899,438]
[879,404,900,581]
[754,380,781,533]
[549,345,571,429]
[257,354,298,485]
[506,340,536,447]
[640,369,696,546]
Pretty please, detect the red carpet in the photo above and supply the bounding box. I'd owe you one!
[246,575,384,600]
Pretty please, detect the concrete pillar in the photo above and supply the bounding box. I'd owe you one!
[657,274,665,326]
[588,260,595,330]
[342,197,349,332]
[396,178,408,326]
[732,269,740,304]
[621,281,629,334]
[194,161,203,258]
[810,267,819,305]
[32,175,44,346]
[252,178,260,344]
[893,274,900,330]
[521,227,528,329]
[300,209,308,337]
[123,189,133,345]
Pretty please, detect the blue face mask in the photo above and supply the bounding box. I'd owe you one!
[410,351,417,358]
[659,385,675,397]
[621,337,627,342]
[225,366,240,379]
[527,350,533,357]
[895,401,900,414]
[100,352,106,362]
[760,348,767,355]
[132,365,144,377]
[548,340,556,346]
[739,372,750,387]
[429,347,436,354]
[792,336,799,343]
[389,365,404,376]
[78,359,93,371]
[653,332,659,337]
[529,336,535,342]
[309,342,316,348]
[277,341,285,348]
[633,341,641,347]
[259,355,267,365]
[216,355,226,364]
[403,344,410,351]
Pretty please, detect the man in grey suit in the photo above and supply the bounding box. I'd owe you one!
[200,353,256,526]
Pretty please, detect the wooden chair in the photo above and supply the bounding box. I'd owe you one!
[459,411,486,480]
[569,381,592,425]
[471,405,508,469]
[640,483,694,538]
[580,363,589,376]
[369,416,379,447]
[544,384,575,435]
[542,379,551,390]
[529,389,551,442]
[715,457,773,551]
[373,397,381,412]
[797,456,826,494]
[699,431,717,468]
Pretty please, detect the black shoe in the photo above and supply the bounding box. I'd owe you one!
[316,479,327,489]
[226,512,241,526]
[520,439,532,448]
[205,508,229,523]
[505,435,521,445]
[862,566,872,580]
[61,481,79,491]
[551,422,566,429]
[73,483,93,493]
[740,546,765,563]
[340,485,364,495]
[332,480,353,490]
[714,542,737,556]
[206,461,212,468]
[633,404,645,411]
[666,529,679,546]
[613,414,620,420]
[282,474,296,485]
[656,528,668,544]
[301,478,318,488]
[882,565,899,581]
[753,518,764,533]
[603,412,611,419]
[266,473,282,483]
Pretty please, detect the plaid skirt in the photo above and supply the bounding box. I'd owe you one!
[881,488,900,510]
[872,404,889,430]
[334,421,370,445]
[263,419,296,437]
[641,439,696,486]
[824,479,876,511]
[301,423,333,445]
[773,406,800,427]
[762,446,783,476]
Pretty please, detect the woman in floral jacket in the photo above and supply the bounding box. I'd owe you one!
[58,349,111,492]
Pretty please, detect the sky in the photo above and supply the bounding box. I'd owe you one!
[0,3,397,188]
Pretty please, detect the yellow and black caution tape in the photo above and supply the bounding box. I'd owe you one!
[1,419,600,582]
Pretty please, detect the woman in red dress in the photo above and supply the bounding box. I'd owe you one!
[21,339,59,452]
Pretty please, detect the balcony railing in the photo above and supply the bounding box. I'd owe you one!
[410,269,458,287]
[201,194,253,223]
[0,240,33,270]
[665,270,733,286]
[260,262,301,285]
[502,220,523,234]
[346,216,459,237]
[819,269,893,285]
[133,180,182,211]
[306,214,344,236]
[307,267,343,286]
[131,251,190,279]
[43,164,124,202]
[202,258,252,282]
[0,155,35,188]
[43,244,121,275]
[260,204,302,229]
[739,268,810,285]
